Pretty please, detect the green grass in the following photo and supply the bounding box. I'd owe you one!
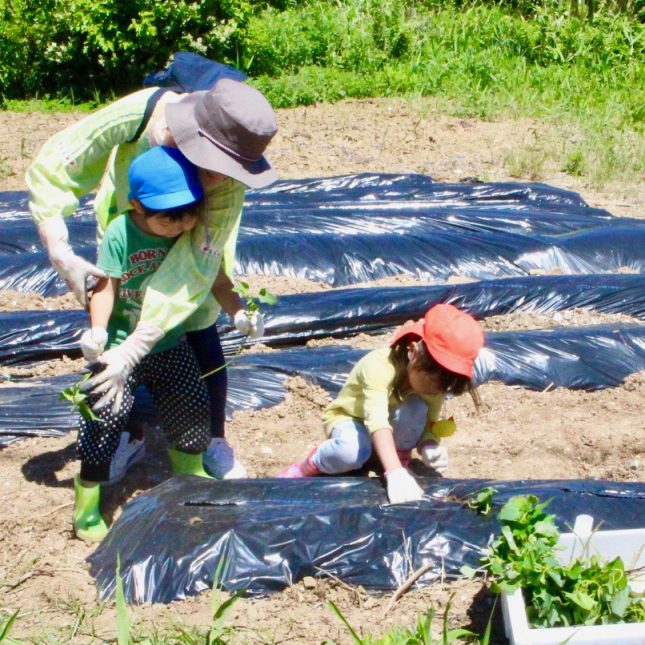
[244,1,644,188]
[2,1,643,186]
[3,98,102,114]
[328,594,494,644]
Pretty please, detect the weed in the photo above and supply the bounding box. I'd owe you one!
[115,556,129,645]
[562,148,588,176]
[464,487,498,516]
[505,129,550,180]
[328,594,486,644]
[0,610,20,643]
[0,156,11,182]
[505,146,548,181]
[114,554,244,643]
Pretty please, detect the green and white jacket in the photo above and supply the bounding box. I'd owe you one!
[26,88,245,333]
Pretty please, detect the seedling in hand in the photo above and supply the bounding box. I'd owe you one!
[232,281,278,317]
[201,282,278,380]
[60,373,103,423]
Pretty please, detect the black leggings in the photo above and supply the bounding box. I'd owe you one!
[79,343,211,482]
[128,322,227,441]
[186,321,227,439]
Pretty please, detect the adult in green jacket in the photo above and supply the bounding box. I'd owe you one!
[28,79,278,480]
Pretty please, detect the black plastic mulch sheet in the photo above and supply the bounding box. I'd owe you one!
[2,274,644,366]
[0,220,96,255]
[235,324,645,392]
[0,198,95,255]
[3,324,642,446]
[87,477,645,603]
[0,364,288,446]
[2,175,644,294]
[0,245,98,296]
[0,310,84,366]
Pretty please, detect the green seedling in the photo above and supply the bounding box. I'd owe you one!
[232,281,279,315]
[114,554,243,643]
[0,610,20,643]
[115,555,130,645]
[201,282,278,381]
[60,373,103,423]
[464,486,498,516]
[477,494,645,628]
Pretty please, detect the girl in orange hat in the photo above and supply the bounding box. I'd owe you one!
[278,304,484,504]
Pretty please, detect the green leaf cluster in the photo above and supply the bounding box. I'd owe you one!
[0,0,284,102]
[232,281,279,316]
[1,0,642,106]
[481,495,645,628]
[59,374,103,423]
[465,486,498,516]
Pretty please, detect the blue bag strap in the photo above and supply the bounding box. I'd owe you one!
[128,87,175,144]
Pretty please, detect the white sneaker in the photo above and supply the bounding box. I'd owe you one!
[102,432,146,486]
[203,438,248,479]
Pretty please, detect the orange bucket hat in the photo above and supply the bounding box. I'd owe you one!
[390,304,484,378]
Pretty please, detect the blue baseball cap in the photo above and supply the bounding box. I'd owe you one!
[128,145,204,210]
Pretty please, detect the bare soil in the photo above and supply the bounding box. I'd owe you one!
[0,99,643,643]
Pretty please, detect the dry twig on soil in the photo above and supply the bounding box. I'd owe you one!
[384,560,434,613]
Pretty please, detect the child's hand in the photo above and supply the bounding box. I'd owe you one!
[79,327,108,361]
[81,347,131,414]
[384,467,424,504]
[419,441,449,474]
[233,309,265,340]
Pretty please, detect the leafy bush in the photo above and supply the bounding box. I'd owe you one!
[1,0,642,104]
[0,0,278,101]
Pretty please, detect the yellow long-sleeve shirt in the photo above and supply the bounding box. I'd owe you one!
[322,347,454,443]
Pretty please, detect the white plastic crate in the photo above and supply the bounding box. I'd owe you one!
[501,514,645,645]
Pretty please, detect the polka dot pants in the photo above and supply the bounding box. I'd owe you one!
[79,342,211,482]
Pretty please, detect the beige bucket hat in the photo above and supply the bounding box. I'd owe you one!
[166,78,278,188]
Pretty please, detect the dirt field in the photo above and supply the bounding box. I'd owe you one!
[0,99,643,643]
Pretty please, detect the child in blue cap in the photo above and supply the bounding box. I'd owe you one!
[73,146,215,541]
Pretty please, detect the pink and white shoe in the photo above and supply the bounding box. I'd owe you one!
[278,450,320,478]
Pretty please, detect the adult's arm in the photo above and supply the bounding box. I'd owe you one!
[26,88,157,226]
[26,89,158,303]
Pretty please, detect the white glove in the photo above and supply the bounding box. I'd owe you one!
[419,441,449,474]
[79,327,108,362]
[38,216,105,307]
[233,309,265,340]
[384,467,425,504]
[81,322,164,413]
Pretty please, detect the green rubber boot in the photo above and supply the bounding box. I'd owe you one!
[168,449,213,478]
[73,476,109,542]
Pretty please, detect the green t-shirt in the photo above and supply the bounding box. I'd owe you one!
[97,215,183,354]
